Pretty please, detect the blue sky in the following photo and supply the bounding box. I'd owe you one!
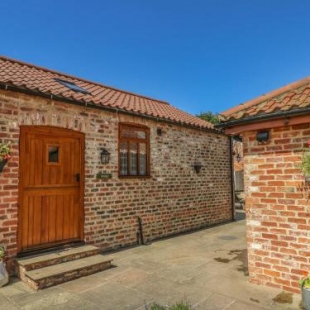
[1,1,310,115]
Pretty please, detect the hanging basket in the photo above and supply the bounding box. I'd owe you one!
[0,160,7,173]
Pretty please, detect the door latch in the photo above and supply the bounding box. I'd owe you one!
[76,173,80,182]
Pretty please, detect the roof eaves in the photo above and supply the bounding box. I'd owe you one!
[0,82,222,135]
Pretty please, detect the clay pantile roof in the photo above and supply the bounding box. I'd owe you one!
[219,77,310,123]
[0,56,214,130]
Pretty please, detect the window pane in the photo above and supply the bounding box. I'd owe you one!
[119,124,149,177]
[136,131,146,139]
[120,142,128,175]
[48,146,59,163]
[121,128,135,139]
[129,142,138,175]
[121,127,146,140]
[139,143,147,175]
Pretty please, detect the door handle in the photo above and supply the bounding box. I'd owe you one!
[76,173,80,182]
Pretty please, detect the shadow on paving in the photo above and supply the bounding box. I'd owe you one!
[0,219,302,310]
[235,209,245,221]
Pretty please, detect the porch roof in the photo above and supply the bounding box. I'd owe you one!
[217,76,310,132]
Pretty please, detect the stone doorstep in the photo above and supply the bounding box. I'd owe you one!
[16,245,101,271]
[25,255,113,290]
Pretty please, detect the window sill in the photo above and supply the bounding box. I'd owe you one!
[118,175,152,179]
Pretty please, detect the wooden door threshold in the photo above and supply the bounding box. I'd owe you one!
[17,241,85,258]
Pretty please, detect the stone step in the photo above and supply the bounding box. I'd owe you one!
[23,254,113,290]
[16,245,114,290]
[16,245,101,271]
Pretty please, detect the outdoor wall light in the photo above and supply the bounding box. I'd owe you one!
[100,148,110,164]
[194,163,202,174]
[157,128,162,136]
[256,130,269,143]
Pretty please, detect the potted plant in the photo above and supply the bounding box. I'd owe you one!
[0,245,9,287]
[300,140,310,180]
[300,272,310,309]
[0,141,11,173]
[301,152,310,180]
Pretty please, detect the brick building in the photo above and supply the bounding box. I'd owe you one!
[218,77,310,293]
[0,56,233,276]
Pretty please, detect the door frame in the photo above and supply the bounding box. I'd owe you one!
[17,125,85,254]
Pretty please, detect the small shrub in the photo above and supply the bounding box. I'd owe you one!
[169,302,192,310]
[301,151,310,177]
[300,272,310,289]
[145,301,192,310]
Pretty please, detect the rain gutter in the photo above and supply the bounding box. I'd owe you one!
[0,83,225,136]
[215,108,310,129]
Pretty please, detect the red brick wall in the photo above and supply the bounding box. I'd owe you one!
[244,124,310,293]
[0,89,232,271]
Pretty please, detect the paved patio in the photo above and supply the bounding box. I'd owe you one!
[0,213,303,309]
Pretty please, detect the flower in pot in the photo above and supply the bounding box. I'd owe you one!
[0,245,9,287]
[0,141,11,162]
[0,245,5,262]
[300,272,310,310]
[0,141,11,172]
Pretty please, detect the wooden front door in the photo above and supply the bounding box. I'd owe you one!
[18,126,85,254]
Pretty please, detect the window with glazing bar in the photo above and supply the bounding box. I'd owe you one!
[119,124,150,176]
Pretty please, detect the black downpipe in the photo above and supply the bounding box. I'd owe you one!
[136,231,140,245]
[229,136,235,221]
[137,216,145,245]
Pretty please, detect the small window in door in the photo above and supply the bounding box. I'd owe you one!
[48,146,59,163]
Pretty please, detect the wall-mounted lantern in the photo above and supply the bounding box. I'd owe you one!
[235,153,242,162]
[157,128,162,136]
[194,163,202,174]
[256,130,269,143]
[100,148,110,164]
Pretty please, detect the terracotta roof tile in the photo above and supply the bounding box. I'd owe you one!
[0,56,214,130]
[221,77,310,122]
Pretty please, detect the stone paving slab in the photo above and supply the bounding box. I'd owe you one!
[0,218,303,309]
[0,293,20,310]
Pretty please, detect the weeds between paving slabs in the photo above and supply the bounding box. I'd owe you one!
[145,301,192,310]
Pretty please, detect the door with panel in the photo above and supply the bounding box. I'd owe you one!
[18,126,84,254]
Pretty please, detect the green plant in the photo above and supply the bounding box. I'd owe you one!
[145,302,192,310]
[0,142,11,162]
[196,111,219,124]
[301,140,310,177]
[0,245,5,262]
[300,272,310,289]
[301,151,310,177]
[169,303,192,310]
